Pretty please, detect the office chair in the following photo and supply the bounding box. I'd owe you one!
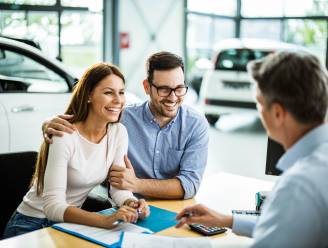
[0,151,111,239]
[0,151,38,238]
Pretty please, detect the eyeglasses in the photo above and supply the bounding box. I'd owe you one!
[149,82,188,97]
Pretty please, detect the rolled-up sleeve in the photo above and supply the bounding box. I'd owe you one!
[42,135,71,222]
[110,124,137,206]
[232,214,257,237]
[176,118,209,199]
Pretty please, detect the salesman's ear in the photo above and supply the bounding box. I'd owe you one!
[143,80,151,95]
[271,102,287,127]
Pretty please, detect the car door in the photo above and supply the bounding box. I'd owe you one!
[0,46,72,153]
[0,97,10,153]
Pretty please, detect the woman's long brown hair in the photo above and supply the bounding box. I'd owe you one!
[31,63,125,196]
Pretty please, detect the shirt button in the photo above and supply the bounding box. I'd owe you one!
[156,150,159,154]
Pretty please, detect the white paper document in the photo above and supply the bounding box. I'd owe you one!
[121,232,213,248]
[53,222,152,246]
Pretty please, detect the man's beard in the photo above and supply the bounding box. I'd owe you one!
[150,99,180,118]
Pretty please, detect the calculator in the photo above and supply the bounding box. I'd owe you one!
[189,224,227,236]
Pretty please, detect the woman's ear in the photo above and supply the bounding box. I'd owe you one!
[143,80,150,95]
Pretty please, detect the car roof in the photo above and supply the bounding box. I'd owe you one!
[213,38,298,52]
[0,35,41,49]
[0,36,77,78]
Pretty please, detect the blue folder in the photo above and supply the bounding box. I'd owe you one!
[99,205,178,233]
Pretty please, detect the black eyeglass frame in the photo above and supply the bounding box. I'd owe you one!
[148,82,188,97]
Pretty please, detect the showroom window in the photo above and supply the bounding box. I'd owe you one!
[185,0,328,85]
[0,0,103,76]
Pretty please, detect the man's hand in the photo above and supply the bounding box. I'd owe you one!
[175,204,233,228]
[43,114,75,144]
[123,198,150,220]
[110,155,140,192]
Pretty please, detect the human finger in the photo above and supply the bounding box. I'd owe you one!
[176,206,197,220]
[110,182,123,189]
[136,199,149,218]
[110,177,122,184]
[111,165,125,172]
[120,206,138,223]
[44,132,53,144]
[58,114,74,120]
[48,121,74,134]
[175,217,188,228]
[124,155,133,169]
[47,127,64,137]
[109,171,124,178]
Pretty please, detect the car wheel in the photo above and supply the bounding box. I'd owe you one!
[205,114,220,126]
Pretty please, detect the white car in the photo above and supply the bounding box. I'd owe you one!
[0,37,140,153]
[198,38,300,125]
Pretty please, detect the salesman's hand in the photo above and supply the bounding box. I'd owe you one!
[43,114,76,144]
[175,204,233,229]
[110,155,140,192]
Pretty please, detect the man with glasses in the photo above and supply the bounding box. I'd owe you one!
[43,51,209,200]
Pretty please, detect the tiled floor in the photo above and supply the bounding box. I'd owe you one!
[205,113,277,182]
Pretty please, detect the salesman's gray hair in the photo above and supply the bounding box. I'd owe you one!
[248,50,328,123]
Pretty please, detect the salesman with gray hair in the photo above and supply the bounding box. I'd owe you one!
[176,50,328,248]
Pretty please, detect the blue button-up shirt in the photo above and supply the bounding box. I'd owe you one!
[232,123,328,248]
[120,101,209,199]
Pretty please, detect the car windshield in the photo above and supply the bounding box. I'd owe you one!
[215,49,271,72]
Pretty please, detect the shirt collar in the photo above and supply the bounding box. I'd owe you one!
[144,101,180,128]
[277,123,328,172]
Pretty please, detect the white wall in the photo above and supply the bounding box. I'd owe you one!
[119,0,184,99]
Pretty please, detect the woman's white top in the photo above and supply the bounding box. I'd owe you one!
[17,123,136,222]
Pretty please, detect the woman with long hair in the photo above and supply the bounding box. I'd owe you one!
[3,63,149,238]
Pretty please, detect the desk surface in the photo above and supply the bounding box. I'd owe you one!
[0,172,274,248]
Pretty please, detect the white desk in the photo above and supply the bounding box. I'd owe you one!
[195,172,275,247]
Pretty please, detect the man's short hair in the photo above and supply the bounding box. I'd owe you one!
[146,51,184,83]
[248,50,328,123]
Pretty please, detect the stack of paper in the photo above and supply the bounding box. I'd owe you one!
[121,232,213,248]
[53,222,151,248]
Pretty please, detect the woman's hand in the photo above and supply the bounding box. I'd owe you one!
[102,205,138,228]
[124,198,150,220]
[175,204,233,228]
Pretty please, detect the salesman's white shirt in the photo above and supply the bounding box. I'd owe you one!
[232,123,328,248]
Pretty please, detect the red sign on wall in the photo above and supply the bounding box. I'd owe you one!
[120,32,130,49]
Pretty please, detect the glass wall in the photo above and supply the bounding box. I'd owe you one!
[0,0,103,76]
[186,0,328,93]
[240,0,328,64]
[186,0,236,91]
[61,11,102,75]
